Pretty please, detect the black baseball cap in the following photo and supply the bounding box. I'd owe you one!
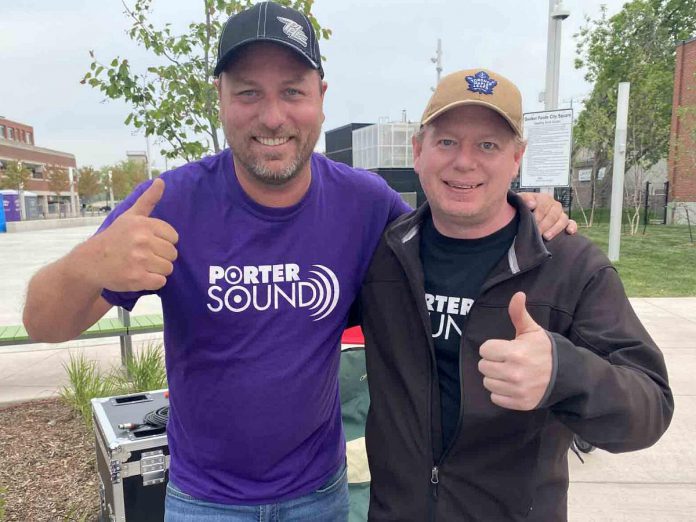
[214,1,323,78]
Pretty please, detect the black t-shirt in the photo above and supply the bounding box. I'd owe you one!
[420,213,519,454]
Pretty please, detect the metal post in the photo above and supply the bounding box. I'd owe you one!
[118,307,133,373]
[68,167,76,217]
[663,181,670,225]
[642,181,650,235]
[542,0,570,196]
[146,135,153,180]
[108,170,115,210]
[431,38,443,90]
[608,82,630,262]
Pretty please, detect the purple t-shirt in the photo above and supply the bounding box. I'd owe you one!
[98,150,409,504]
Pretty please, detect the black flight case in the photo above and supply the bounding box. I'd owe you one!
[92,389,170,522]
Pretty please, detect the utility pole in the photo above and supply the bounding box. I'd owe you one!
[431,38,443,91]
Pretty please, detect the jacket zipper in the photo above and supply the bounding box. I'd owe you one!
[385,201,551,521]
[431,465,440,499]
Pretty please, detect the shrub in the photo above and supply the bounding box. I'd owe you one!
[60,342,168,427]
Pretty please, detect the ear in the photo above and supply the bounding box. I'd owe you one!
[511,141,526,181]
[320,80,328,99]
[214,77,222,100]
[412,133,423,176]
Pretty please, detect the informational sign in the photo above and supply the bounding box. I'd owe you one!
[578,168,592,182]
[520,109,573,188]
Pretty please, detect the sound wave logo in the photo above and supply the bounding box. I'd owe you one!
[206,263,340,321]
[306,264,340,321]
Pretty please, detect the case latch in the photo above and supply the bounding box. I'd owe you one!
[141,450,167,486]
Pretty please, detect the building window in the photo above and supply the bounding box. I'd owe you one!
[31,168,43,180]
[0,125,5,139]
[26,132,33,145]
[7,128,14,140]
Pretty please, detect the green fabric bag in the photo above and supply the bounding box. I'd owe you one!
[339,347,370,522]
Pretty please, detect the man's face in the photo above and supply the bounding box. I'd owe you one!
[413,105,525,237]
[216,42,326,186]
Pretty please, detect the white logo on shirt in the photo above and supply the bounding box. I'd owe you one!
[425,293,474,340]
[207,263,339,321]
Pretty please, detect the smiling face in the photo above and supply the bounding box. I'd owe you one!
[216,42,326,202]
[413,104,525,239]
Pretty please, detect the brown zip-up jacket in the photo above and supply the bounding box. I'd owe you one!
[360,194,673,521]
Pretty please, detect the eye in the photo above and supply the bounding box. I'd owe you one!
[480,141,497,151]
[285,87,303,97]
[438,138,456,147]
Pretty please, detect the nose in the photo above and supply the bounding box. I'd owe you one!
[257,96,285,131]
[452,144,476,172]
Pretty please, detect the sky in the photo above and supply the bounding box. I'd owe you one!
[0,0,627,171]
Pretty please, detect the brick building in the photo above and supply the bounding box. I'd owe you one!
[0,117,78,219]
[667,36,696,223]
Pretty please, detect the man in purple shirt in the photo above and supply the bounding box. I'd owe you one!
[23,2,573,520]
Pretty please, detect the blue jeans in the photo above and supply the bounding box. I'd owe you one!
[164,463,349,521]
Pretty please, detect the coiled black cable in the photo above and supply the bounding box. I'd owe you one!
[143,406,169,428]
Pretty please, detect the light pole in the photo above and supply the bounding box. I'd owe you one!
[108,169,115,210]
[542,0,570,195]
[431,38,443,91]
[544,0,570,111]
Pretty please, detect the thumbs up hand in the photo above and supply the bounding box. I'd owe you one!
[478,292,553,411]
[90,178,179,292]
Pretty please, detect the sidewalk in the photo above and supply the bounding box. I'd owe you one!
[1,297,695,520]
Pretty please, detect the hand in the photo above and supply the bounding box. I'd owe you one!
[478,292,552,411]
[518,192,578,240]
[90,178,179,292]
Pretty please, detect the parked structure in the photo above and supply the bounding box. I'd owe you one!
[0,117,78,219]
[668,36,696,224]
[325,120,423,207]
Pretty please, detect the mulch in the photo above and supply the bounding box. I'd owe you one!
[0,398,99,521]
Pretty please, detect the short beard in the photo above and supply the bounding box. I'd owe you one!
[239,155,303,186]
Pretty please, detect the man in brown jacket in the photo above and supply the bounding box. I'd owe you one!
[360,69,673,521]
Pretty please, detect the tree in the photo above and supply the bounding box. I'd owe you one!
[106,160,148,200]
[573,93,613,226]
[574,0,696,233]
[0,161,30,191]
[77,166,103,200]
[81,0,329,162]
[47,166,70,197]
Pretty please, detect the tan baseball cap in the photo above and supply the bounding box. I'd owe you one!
[420,68,523,137]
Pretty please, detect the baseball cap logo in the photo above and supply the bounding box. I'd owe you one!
[466,71,498,95]
[277,16,308,47]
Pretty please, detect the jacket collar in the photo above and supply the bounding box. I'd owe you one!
[385,191,552,278]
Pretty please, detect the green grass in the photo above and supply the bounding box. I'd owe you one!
[111,341,168,394]
[60,354,121,427]
[0,485,5,521]
[60,342,168,427]
[579,224,696,297]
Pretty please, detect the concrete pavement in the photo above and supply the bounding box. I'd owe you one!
[1,226,695,520]
[1,298,694,520]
